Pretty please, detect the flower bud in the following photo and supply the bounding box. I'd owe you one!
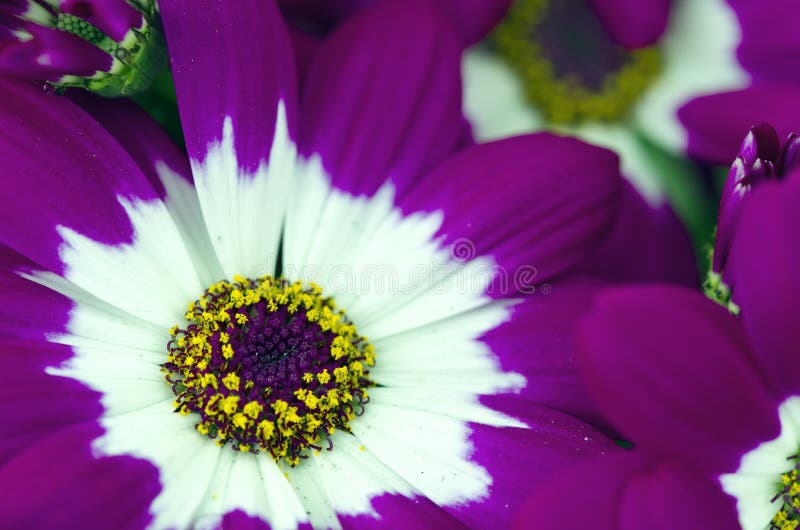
[0,0,166,96]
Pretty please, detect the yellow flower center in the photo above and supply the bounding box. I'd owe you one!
[162,275,375,466]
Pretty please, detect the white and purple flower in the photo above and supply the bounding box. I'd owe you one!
[518,125,800,530]
[463,0,800,200]
[0,0,698,528]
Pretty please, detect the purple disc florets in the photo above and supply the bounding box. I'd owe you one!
[162,275,375,466]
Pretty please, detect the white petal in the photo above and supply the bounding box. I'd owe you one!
[634,0,749,153]
[462,46,544,141]
[720,396,800,530]
[190,102,296,279]
[54,197,203,328]
[156,162,225,286]
[351,403,492,506]
[286,432,417,529]
[96,401,223,530]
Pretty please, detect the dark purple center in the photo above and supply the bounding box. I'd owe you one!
[232,307,334,400]
[534,0,628,89]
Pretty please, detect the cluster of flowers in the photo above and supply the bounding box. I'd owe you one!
[0,0,797,529]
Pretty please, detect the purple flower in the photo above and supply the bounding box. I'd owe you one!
[0,0,697,528]
[463,0,800,199]
[712,123,799,289]
[517,130,800,529]
[0,0,165,95]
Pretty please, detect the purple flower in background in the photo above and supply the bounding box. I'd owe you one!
[463,0,800,200]
[712,123,800,284]
[0,0,700,527]
[0,0,165,95]
[516,129,800,530]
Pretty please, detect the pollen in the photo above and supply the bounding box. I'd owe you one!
[162,276,375,465]
[492,0,661,124]
[771,458,800,529]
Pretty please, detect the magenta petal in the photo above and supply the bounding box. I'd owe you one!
[0,23,111,80]
[679,84,800,165]
[341,495,466,529]
[515,451,652,530]
[572,181,698,286]
[61,0,142,41]
[516,452,739,530]
[0,246,71,340]
[161,0,298,172]
[480,278,612,429]
[578,285,779,474]
[400,134,622,286]
[71,92,193,195]
[300,0,463,197]
[728,170,800,399]
[587,0,670,48]
[619,458,740,530]
[0,80,159,272]
[432,0,511,45]
[729,0,800,85]
[452,403,617,528]
[0,422,159,529]
[0,339,101,466]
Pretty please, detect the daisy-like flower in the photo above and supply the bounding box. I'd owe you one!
[0,0,165,95]
[0,0,698,526]
[463,0,800,199]
[516,127,800,530]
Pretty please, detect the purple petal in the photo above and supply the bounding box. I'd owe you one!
[0,422,159,529]
[572,181,698,286]
[431,0,511,45]
[280,0,509,45]
[729,0,800,85]
[728,170,800,399]
[160,0,297,172]
[70,91,192,196]
[516,452,740,530]
[480,278,613,429]
[714,124,780,276]
[0,24,111,80]
[61,0,142,41]
[452,404,617,528]
[220,510,313,530]
[578,285,779,474]
[340,495,466,529]
[0,245,71,340]
[279,0,373,26]
[0,80,159,272]
[587,0,671,48]
[679,84,800,165]
[400,134,622,286]
[0,338,101,466]
[619,458,740,530]
[288,25,323,94]
[299,0,463,197]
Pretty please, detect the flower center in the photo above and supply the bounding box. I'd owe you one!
[771,455,800,529]
[493,0,661,124]
[162,275,375,466]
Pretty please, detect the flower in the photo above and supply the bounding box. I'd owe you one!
[463,0,800,199]
[0,0,166,95]
[0,0,698,527]
[515,128,800,529]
